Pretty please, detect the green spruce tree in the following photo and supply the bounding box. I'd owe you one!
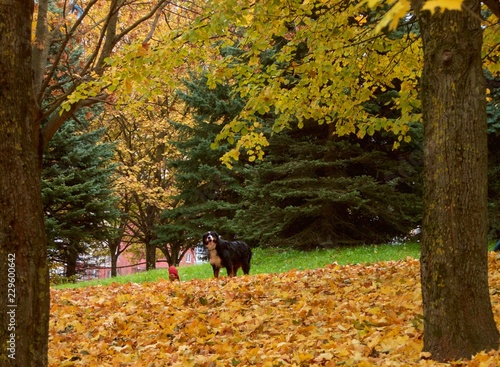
[233,121,422,248]
[155,72,249,254]
[42,114,119,278]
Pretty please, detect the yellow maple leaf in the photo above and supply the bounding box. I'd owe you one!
[375,0,411,33]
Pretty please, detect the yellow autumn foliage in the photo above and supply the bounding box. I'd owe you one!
[49,254,500,366]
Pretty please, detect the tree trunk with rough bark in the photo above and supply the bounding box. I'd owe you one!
[0,1,50,366]
[412,0,499,361]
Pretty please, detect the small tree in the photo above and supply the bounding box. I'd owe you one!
[100,108,177,270]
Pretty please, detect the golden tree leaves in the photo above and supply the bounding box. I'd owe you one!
[154,0,425,166]
[49,254,500,366]
[483,11,500,75]
[86,0,497,170]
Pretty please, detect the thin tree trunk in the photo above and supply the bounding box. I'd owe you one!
[110,247,119,277]
[0,1,49,366]
[145,241,157,270]
[412,0,499,360]
[159,243,182,266]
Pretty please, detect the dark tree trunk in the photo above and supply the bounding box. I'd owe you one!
[110,248,119,277]
[145,241,157,270]
[159,245,174,266]
[65,249,78,278]
[0,1,49,366]
[412,0,499,361]
[107,235,122,277]
[159,243,183,266]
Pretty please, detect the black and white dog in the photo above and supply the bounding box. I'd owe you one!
[202,231,252,278]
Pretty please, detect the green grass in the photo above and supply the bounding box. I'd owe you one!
[54,242,421,289]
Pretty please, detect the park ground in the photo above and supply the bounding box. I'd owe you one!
[49,246,500,366]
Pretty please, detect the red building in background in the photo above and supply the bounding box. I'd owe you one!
[80,244,206,280]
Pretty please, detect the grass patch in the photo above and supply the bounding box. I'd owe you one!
[55,242,421,289]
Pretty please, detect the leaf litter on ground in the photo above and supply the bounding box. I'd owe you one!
[49,253,500,366]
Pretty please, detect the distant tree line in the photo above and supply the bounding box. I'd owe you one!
[42,40,500,281]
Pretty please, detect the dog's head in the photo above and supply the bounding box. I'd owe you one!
[203,231,219,251]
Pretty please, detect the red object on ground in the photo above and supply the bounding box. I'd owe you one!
[169,266,179,281]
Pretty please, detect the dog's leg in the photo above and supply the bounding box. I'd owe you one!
[234,265,242,276]
[227,264,235,277]
[242,261,250,275]
[213,266,220,278]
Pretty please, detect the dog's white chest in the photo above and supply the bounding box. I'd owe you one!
[209,250,222,268]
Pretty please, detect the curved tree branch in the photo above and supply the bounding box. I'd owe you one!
[40,93,107,150]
